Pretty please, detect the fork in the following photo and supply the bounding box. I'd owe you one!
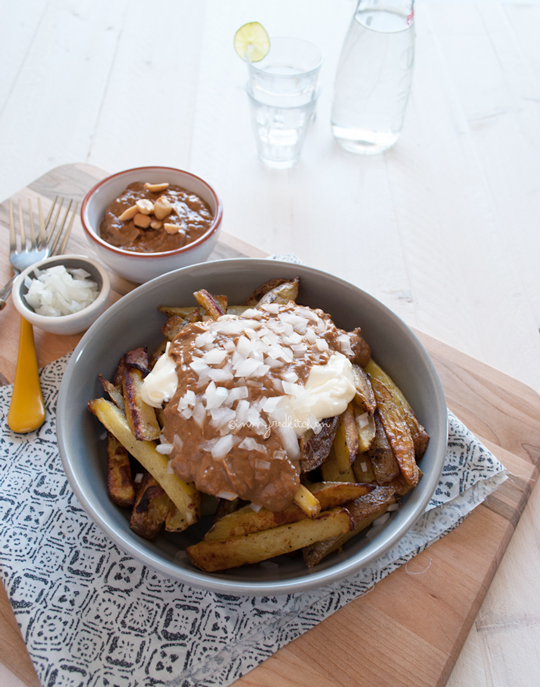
[5,197,77,433]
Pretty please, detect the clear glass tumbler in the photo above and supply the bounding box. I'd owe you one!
[331,0,415,155]
[245,37,323,168]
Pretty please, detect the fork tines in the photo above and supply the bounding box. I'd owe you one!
[9,195,78,255]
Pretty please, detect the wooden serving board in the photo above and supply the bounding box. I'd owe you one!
[0,164,539,687]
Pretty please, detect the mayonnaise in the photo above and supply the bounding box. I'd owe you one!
[141,343,178,407]
[270,353,356,436]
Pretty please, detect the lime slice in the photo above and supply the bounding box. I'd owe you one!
[234,22,270,62]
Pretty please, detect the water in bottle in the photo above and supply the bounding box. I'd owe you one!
[331,0,415,154]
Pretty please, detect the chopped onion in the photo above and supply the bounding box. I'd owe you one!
[211,434,238,460]
[24,264,99,317]
[202,348,228,365]
[255,459,271,470]
[239,437,267,453]
[156,443,173,455]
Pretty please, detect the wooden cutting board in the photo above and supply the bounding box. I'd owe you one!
[1,164,539,687]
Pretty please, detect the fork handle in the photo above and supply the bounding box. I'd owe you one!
[7,317,46,433]
[0,275,16,310]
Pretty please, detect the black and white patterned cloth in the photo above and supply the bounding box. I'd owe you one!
[0,355,506,687]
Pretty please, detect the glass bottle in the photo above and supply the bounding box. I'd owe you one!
[331,0,415,154]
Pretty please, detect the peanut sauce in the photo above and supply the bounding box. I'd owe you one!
[160,303,371,511]
[100,182,213,253]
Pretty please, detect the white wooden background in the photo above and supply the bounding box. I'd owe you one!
[1,1,540,685]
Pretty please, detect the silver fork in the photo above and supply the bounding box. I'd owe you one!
[0,196,77,310]
[5,197,78,433]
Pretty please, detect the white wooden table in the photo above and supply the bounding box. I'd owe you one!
[1,1,540,685]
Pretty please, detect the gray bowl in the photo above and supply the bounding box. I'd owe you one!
[57,259,447,595]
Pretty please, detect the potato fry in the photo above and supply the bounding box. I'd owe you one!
[243,278,291,306]
[368,411,400,484]
[161,314,187,341]
[335,403,358,465]
[106,432,135,508]
[256,277,299,306]
[300,415,339,472]
[353,402,376,453]
[88,398,200,530]
[364,358,430,458]
[302,486,396,567]
[214,497,242,522]
[148,338,168,370]
[99,373,124,410]
[352,452,377,483]
[351,364,376,414]
[370,377,418,487]
[187,507,354,572]
[293,484,321,518]
[321,445,356,482]
[158,305,211,320]
[204,482,373,541]
[122,348,161,441]
[193,289,226,319]
[130,473,171,541]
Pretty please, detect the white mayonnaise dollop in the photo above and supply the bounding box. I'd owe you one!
[141,343,178,407]
[270,353,356,436]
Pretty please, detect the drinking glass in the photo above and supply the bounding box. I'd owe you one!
[245,37,323,168]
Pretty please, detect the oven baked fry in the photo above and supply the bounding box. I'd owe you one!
[88,398,200,530]
[256,277,299,306]
[204,482,374,541]
[99,373,124,410]
[293,484,321,518]
[353,401,376,453]
[368,411,400,484]
[299,415,340,473]
[351,364,376,414]
[302,486,396,567]
[130,473,171,540]
[352,452,377,483]
[370,378,419,487]
[364,358,430,458]
[243,278,291,306]
[187,507,354,572]
[122,348,161,441]
[106,432,135,508]
[193,289,226,319]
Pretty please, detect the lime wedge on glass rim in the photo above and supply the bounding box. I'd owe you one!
[234,22,270,62]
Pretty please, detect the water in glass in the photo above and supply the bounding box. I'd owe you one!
[331,0,415,154]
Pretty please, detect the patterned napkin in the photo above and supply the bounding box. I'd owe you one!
[0,355,506,687]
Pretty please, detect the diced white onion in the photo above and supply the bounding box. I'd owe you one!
[24,265,99,317]
[156,443,173,455]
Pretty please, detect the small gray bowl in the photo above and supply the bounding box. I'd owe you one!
[57,259,447,595]
[12,254,111,335]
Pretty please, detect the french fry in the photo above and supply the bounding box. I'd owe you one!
[300,415,340,472]
[353,402,376,453]
[193,289,226,319]
[204,482,373,542]
[364,358,430,458]
[335,404,358,465]
[370,378,419,487]
[130,473,171,541]
[293,484,321,518]
[214,497,242,522]
[187,507,354,572]
[302,486,396,567]
[321,445,356,482]
[148,338,168,370]
[158,303,218,319]
[99,373,124,410]
[368,411,400,484]
[243,278,292,306]
[256,277,299,306]
[88,398,200,530]
[161,314,187,341]
[106,432,135,508]
[307,481,374,507]
[352,452,377,484]
[122,348,161,442]
[351,365,376,414]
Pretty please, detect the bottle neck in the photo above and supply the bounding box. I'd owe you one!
[357,0,415,22]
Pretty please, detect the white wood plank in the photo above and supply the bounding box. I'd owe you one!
[0,0,129,200]
[87,0,206,173]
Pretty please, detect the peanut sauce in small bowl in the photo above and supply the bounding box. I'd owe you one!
[81,166,223,283]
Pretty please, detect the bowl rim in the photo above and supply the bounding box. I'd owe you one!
[57,258,448,595]
[12,253,111,325]
[80,165,223,259]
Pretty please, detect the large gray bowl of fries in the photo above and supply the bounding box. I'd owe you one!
[57,258,447,595]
